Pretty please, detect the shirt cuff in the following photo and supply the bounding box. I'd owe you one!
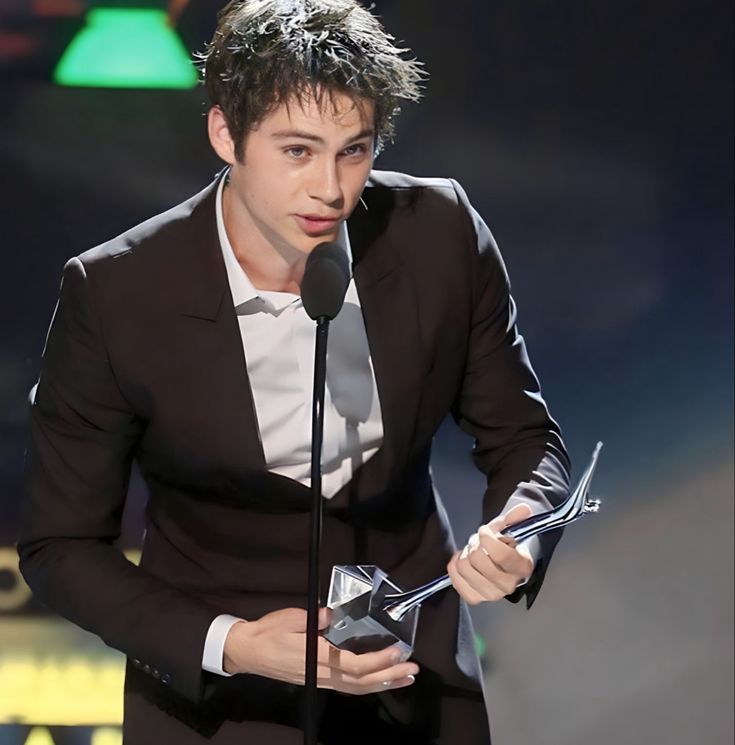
[202,614,246,676]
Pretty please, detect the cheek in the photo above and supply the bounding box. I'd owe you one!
[243,177,281,215]
[260,169,298,204]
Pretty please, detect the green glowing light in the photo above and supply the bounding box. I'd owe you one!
[53,8,198,89]
[474,632,487,658]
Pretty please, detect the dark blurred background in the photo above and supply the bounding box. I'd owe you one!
[0,1,732,744]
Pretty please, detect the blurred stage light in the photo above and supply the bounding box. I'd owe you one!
[91,729,123,745]
[0,645,125,724]
[0,549,140,727]
[53,7,198,89]
[23,729,55,745]
[14,726,122,745]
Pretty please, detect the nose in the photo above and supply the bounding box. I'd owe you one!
[308,158,344,208]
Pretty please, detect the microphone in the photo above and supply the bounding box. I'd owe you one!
[301,241,350,745]
[301,242,351,321]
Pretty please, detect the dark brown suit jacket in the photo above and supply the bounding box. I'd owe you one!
[18,170,570,744]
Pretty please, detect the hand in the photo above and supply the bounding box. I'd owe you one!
[223,607,419,695]
[446,503,535,605]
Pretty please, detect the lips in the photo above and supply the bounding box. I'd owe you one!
[294,214,341,236]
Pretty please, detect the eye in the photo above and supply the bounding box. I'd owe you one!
[342,143,368,157]
[285,146,309,158]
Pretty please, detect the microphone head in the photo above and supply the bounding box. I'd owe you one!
[301,242,351,321]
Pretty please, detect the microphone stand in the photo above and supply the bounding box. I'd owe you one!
[299,239,350,744]
[304,316,329,745]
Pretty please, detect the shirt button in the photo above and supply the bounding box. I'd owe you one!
[143,664,151,674]
[152,669,160,679]
[161,674,171,685]
[132,659,141,667]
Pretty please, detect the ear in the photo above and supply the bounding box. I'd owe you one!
[207,106,237,165]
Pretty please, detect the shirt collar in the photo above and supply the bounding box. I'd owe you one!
[215,169,353,314]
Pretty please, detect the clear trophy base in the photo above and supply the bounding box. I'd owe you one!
[322,565,417,657]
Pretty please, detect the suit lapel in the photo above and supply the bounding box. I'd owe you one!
[172,171,266,472]
[346,188,427,496]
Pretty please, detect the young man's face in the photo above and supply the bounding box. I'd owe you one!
[209,90,375,258]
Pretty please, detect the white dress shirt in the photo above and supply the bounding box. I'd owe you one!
[202,173,540,676]
[218,206,384,498]
[202,174,384,675]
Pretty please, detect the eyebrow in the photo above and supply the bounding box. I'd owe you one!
[270,128,375,146]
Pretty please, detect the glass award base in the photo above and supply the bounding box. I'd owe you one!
[322,565,418,656]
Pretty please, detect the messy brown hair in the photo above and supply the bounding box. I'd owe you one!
[198,0,426,160]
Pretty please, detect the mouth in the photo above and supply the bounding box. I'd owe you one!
[294,214,341,236]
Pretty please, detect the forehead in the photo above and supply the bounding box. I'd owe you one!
[256,89,376,137]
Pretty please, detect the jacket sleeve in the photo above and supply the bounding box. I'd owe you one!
[448,179,572,609]
[18,256,219,702]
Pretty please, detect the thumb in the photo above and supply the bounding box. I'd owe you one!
[489,502,533,533]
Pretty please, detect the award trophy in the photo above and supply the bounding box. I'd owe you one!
[323,442,604,657]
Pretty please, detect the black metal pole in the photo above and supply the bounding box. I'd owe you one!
[304,316,329,745]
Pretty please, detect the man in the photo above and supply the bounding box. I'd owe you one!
[18,1,570,743]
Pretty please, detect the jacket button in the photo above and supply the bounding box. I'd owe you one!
[143,664,151,674]
[132,659,141,667]
[161,674,171,685]
[152,669,160,679]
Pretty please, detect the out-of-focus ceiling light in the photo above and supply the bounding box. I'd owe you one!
[53,7,198,89]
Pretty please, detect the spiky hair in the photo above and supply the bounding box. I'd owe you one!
[198,0,427,160]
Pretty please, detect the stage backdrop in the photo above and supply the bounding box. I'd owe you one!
[0,1,732,744]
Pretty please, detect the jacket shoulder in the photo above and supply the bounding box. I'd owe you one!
[363,170,471,220]
[75,174,221,271]
[366,169,456,193]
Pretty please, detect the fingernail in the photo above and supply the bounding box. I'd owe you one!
[386,675,414,689]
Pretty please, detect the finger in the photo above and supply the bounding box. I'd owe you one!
[447,554,489,605]
[476,525,528,575]
[460,530,523,584]
[318,672,417,695]
[383,674,416,690]
[474,539,531,586]
[504,502,533,525]
[497,533,518,548]
[319,638,406,677]
[318,607,332,630]
[456,550,515,599]
[319,657,420,693]
[340,662,420,691]
[459,534,479,561]
[462,546,520,597]
[317,639,419,692]
[487,502,533,533]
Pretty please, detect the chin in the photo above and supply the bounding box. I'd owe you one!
[301,235,339,252]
